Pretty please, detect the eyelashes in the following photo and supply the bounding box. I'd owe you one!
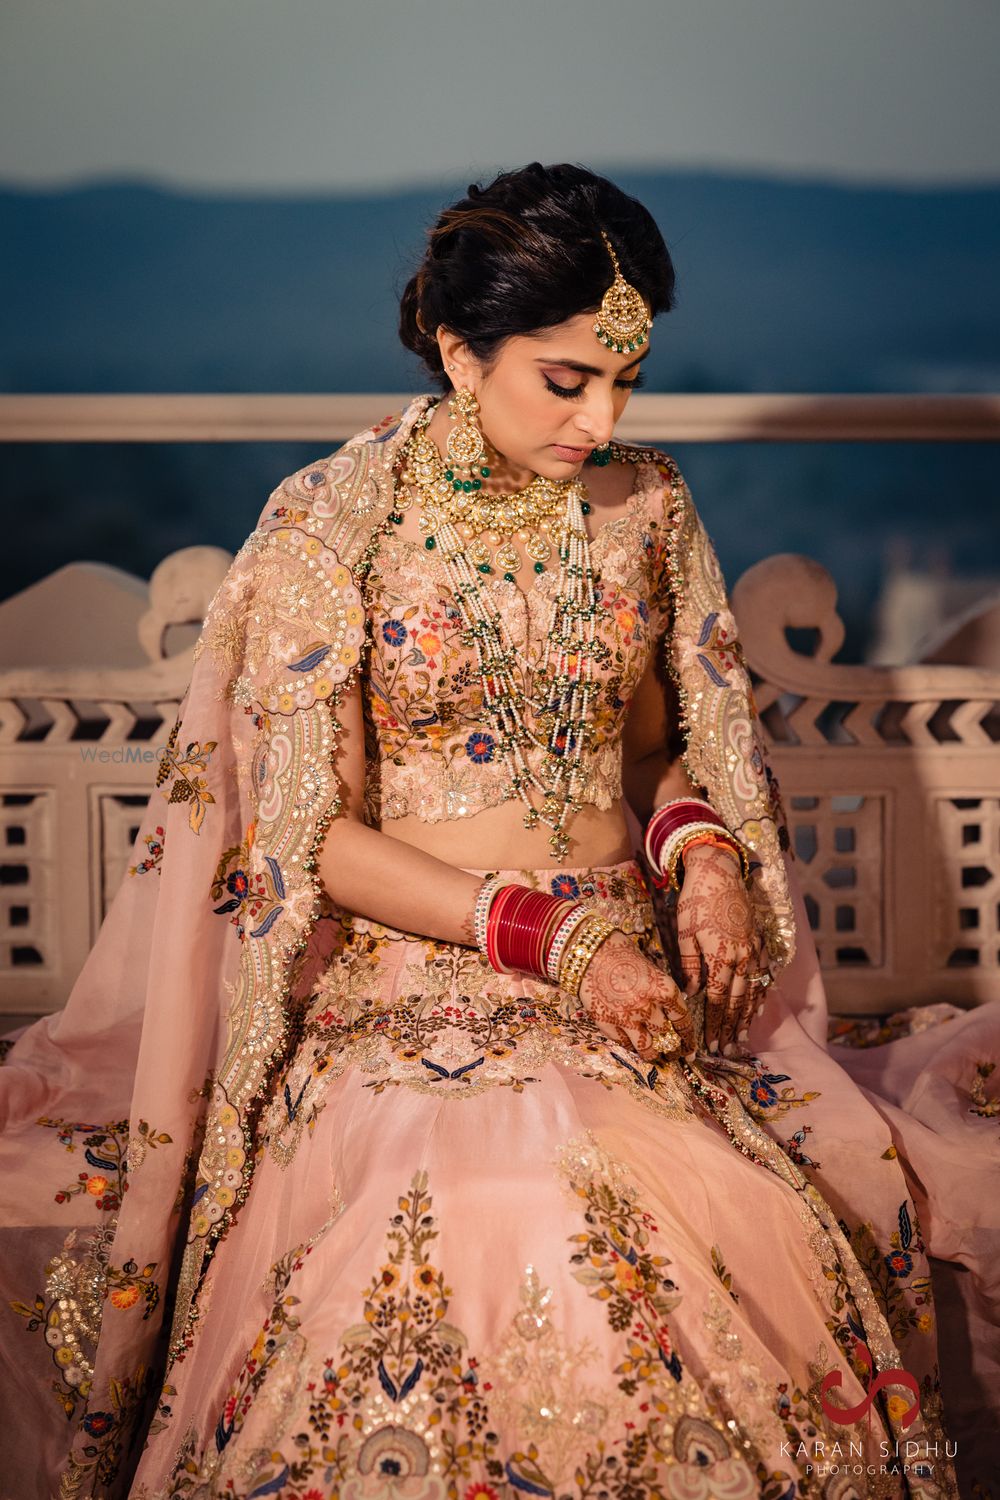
[544,372,647,400]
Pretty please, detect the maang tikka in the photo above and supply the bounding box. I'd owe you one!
[592,230,652,466]
[593,229,652,355]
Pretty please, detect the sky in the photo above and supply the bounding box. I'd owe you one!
[2,0,999,193]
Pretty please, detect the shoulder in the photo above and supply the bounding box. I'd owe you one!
[613,439,687,492]
[249,395,437,541]
[600,441,694,534]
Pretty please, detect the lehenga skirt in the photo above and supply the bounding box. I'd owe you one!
[114,859,955,1500]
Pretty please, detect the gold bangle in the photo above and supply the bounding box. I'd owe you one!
[667,829,752,891]
[558,914,618,997]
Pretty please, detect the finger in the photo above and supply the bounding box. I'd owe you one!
[737,948,765,1041]
[703,962,735,1054]
[728,943,760,1050]
[653,979,696,1058]
[721,966,749,1055]
[600,1018,666,1065]
[743,933,772,1023]
[748,966,776,1034]
[677,929,703,997]
[600,1020,640,1054]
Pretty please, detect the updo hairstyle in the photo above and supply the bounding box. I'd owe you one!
[398,162,676,391]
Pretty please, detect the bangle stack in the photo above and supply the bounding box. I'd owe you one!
[474,878,619,991]
[557,913,618,997]
[645,797,751,893]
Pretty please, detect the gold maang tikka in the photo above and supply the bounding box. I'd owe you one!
[593,230,652,354]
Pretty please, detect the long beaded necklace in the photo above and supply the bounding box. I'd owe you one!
[394,401,603,861]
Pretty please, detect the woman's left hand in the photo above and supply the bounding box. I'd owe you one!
[675,842,769,1056]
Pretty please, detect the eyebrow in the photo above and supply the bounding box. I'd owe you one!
[534,344,652,377]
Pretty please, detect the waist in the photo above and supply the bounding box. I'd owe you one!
[378,799,634,872]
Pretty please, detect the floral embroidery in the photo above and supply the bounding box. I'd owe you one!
[486,1265,630,1493]
[10,1220,114,1418]
[106,1256,161,1318]
[59,1362,158,1496]
[125,1119,174,1175]
[711,1245,740,1302]
[735,1060,821,1124]
[784,1123,821,1169]
[562,1145,684,1386]
[686,608,745,689]
[262,869,693,1170]
[39,1116,129,1214]
[845,1203,935,1346]
[363,466,672,824]
[178,1164,758,1498]
[128,824,165,877]
[968,1059,1000,1118]
[465,731,495,764]
[210,821,289,940]
[550,874,580,899]
[155,719,217,834]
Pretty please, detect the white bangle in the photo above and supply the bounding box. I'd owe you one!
[473,874,503,956]
[546,903,592,983]
[643,797,719,874]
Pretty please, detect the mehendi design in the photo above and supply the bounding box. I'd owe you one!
[579,931,694,1056]
[676,844,764,1050]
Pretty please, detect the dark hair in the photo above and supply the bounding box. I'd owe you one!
[398,162,676,390]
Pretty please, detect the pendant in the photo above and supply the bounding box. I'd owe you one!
[495,540,522,574]
[525,530,551,564]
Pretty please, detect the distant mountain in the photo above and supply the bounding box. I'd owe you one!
[2,171,999,394]
[1,171,998,656]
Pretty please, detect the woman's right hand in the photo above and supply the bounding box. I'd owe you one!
[577,931,697,1062]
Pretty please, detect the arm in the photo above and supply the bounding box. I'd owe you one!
[316,679,482,946]
[621,649,704,819]
[622,644,767,1056]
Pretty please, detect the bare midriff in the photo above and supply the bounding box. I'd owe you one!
[380,798,634,871]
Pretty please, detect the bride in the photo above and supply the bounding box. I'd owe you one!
[1,161,984,1499]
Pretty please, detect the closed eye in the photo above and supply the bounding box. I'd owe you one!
[544,371,647,400]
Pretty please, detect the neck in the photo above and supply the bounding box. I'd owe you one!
[423,395,538,493]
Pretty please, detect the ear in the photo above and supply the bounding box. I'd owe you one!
[435,326,479,390]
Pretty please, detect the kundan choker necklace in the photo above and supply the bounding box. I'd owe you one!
[394,400,604,861]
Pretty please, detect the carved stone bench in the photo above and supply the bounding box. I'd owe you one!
[1,547,997,1019]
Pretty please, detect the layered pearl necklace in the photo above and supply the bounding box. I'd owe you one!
[395,402,603,861]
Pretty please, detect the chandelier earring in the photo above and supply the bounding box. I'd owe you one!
[445,387,491,492]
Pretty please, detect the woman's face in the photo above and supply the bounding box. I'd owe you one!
[438,309,652,485]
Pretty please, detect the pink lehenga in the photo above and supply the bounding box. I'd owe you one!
[1,395,996,1499]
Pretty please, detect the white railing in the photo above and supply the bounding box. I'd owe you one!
[1,393,998,1018]
[2,392,999,443]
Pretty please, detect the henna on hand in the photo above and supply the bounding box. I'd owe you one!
[578,931,696,1060]
[676,843,763,1055]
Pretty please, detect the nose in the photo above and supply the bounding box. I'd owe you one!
[575,387,616,446]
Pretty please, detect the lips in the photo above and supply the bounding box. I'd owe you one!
[552,444,591,460]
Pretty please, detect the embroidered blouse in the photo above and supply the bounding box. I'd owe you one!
[362,457,674,825]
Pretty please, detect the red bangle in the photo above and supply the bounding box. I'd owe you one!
[645,799,726,875]
[486,884,584,979]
